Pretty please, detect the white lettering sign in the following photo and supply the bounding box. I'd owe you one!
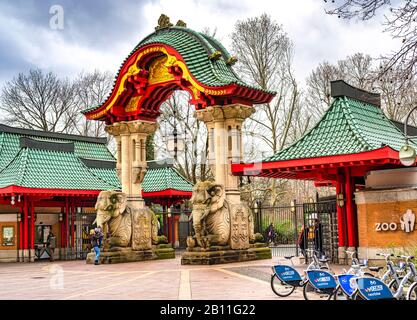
[375,210,415,233]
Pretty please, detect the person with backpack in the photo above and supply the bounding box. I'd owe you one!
[298,224,309,264]
[46,230,56,262]
[90,228,103,265]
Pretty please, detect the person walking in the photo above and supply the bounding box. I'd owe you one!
[47,231,56,262]
[298,224,309,264]
[90,228,103,265]
[313,219,324,258]
[266,223,275,245]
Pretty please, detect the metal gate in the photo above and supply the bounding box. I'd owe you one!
[303,201,338,263]
[178,211,193,249]
[253,202,304,257]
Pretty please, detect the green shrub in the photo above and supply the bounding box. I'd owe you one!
[275,220,295,244]
[254,233,264,243]
[157,235,168,244]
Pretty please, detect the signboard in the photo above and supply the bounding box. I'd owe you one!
[2,226,15,246]
[306,270,337,290]
[355,277,394,300]
[375,209,415,233]
[273,265,302,283]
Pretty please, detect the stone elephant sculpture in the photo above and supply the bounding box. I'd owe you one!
[189,181,255,248]
[94,190,159,249]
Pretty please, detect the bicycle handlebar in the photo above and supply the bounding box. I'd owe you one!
[396,255,415,262]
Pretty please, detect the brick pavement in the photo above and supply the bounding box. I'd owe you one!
[0,257,349,300]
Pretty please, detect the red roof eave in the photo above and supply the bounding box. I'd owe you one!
[0,186,102,197]
[142,189,192,198]
[231,146,401,177]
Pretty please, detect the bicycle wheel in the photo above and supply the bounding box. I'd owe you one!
[352,291,365,300]
[364,272,375,278]
[388,277,413,292]
[270,274,296,297]
[407,282,417,300]
[303,282,333,300]
[333,286,350,300]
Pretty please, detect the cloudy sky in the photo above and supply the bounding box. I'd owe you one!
[0,0,399,89]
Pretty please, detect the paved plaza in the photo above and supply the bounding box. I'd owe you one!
[0,254,348,300]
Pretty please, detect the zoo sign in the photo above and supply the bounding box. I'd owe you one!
[375,209,415,233]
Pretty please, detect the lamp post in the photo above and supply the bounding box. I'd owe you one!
[400,106,417,166]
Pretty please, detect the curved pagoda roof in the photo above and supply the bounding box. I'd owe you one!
[83,16,275,123]
[232,80,415,182]
[142,159,193,205]
[0,125,192,200]
[0,125,119,195]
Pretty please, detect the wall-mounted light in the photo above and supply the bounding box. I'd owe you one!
[290,200,296,213]
[59,213,63,222]
[400,106,417,166]
[10,196,15,205]
[17,195,21,202]
[399,145,416,167]
[17,213,21,222]
[337,193,345,208]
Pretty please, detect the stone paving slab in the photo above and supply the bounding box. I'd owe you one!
[0,257,350,300]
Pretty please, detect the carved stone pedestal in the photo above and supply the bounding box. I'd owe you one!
[86,244,175,264]
[181,243,271,265]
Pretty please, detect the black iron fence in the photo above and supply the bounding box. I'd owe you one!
[253,202,304,258]
[253,199,338,262]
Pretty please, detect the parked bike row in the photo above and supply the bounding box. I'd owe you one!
[270,250,417,300]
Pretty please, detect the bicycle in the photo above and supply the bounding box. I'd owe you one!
[352,255,416,300]
[270,250,330,298]
[373,253,406,288]
[301,250,338,300]
[333,250,375,300]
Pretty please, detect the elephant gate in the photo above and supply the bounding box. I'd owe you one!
[83,15,275,264]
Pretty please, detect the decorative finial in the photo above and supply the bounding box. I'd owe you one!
[155,14,173,31]
[209,50,222,61]
[176,20,187,27]
[226,56,238,66]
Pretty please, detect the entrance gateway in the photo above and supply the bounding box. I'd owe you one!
[83,15,275,264]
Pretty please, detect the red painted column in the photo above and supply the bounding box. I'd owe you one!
[30,200,35,251]
[345,167,357,248]
[71,200,75,249]
[19,207,23,260]
[65,197,69,248]
[60,207,64,248]
[23,196,29,261]
[336,181,346,248]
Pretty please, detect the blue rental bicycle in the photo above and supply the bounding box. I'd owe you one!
[271,250,335,300]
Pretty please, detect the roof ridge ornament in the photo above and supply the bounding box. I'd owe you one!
[155,14,173,31]
[176,20,187,27]
[227,56,238,66]
[209,50,222,61]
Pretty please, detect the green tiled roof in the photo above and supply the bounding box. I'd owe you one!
[137,27,260,89]
[265,96,411,162]
[82,26,274,115]
[0,130,114,172]
[142,166,193,193]
[0,147,119,190]
[89,167,122,190]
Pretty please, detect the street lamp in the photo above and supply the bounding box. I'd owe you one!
[399,106,417,166]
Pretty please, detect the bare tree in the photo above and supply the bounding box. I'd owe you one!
[155,91,210,184]
[0,69,78,132]
[306,52,417,123]
[325,0,417,88]
[231,14,307,205]
[71,70,114,137]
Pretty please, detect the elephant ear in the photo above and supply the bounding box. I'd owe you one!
[110,191,127,214]
[207,184,225,213]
